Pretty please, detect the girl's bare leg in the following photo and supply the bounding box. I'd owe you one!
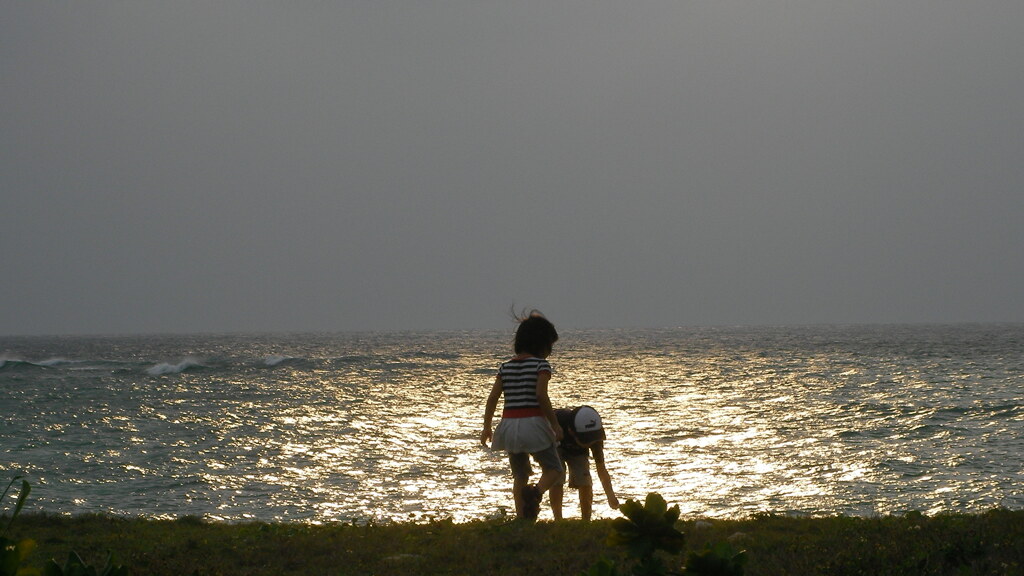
[512,476,527,518]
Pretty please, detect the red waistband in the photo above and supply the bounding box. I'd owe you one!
[502,407,543,418]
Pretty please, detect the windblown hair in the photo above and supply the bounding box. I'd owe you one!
[512,309,559,356]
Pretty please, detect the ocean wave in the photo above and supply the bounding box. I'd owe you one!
[263,355,297,367]
[35,357,77,367]
[412,351,460,360]
[0,357,77,370]
[329,355,374,366]
[146,358,205,376]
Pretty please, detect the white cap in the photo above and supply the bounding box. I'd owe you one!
[572,406,606,444]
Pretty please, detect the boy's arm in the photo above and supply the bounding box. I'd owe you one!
[596,462,619,509]
[535,371,563,441]
[480,375,502,446]
[593,447,619,509]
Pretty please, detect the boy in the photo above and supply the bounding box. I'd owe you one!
[550,405,620,520]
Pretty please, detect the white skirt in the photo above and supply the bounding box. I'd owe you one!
[491,415,556,454]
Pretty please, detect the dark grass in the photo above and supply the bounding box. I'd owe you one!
[6,510,1024,575]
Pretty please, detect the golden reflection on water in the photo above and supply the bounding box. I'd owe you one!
[168,336,1007,523]
[8,327,1021,523]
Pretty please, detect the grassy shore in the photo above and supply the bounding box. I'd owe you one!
[6,510,1024,575]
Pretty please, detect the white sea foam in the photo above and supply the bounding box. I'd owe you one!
[36,357,74,367]
[263,355,291,367]
[146,357,203,375]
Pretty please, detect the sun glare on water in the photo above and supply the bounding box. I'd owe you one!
[5,327,1021,523]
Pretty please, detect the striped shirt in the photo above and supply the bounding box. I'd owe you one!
[499,357,552,410]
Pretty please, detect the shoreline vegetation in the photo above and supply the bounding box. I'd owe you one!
[5,508,1023,575]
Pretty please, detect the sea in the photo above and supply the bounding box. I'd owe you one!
[2,324,1022,524]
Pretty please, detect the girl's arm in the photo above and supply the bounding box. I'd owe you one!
[535,371,563,442]
[480,375,502,446]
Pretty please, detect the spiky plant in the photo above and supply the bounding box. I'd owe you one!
[604,493,686,575]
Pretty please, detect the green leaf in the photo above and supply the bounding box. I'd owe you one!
[644,493,668,517]
[0,477,23,504]
[664,504,681,526]
[2,479,31,538]
[607,519,638,543]
[618,499,644,521]
[611,517,636,531]
[607,493,687,559]
[12,483,30,525]
[655,528,686,555]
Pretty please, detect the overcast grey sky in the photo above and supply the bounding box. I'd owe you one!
[3,1,1023,335]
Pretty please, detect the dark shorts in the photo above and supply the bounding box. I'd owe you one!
[509,445,564,482]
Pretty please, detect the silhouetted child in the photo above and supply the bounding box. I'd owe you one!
[481,311,564,520]
[550,405,620,520]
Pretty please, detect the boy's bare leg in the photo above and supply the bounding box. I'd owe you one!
[550,483,565,520]
[579,485,594,521]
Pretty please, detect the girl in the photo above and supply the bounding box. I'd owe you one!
[480,311,564,520]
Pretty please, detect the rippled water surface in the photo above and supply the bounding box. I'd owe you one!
[2,325,1022,522]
